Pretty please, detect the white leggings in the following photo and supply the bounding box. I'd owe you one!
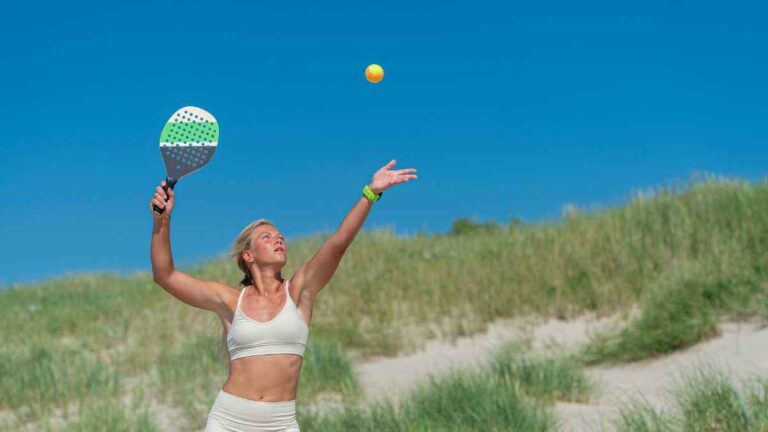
[204,390,300,432]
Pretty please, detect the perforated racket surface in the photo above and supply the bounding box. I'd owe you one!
[152,106,219,215]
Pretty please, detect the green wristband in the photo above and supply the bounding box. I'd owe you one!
[362,185,382,202]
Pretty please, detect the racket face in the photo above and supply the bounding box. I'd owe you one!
[159,106,219,180]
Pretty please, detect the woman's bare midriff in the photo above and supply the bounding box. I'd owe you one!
[220,280,312,402]
[222,354,303,401]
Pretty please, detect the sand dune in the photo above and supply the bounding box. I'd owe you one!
[345,316,768,431]
[560,321,768,431]
[353,315,613,406]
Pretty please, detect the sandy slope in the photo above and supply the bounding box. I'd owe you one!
[344,316,768,431]
[561,321,768,431]
[353,315,614,407]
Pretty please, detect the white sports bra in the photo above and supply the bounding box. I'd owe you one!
[227,279,309,360]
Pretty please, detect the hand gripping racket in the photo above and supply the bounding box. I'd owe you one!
[152,106,219,215]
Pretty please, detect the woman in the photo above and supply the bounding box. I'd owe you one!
[150,159,417,431]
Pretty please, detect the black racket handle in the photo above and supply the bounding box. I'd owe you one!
[152,177,178,215]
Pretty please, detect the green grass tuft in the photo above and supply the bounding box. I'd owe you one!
[616,366,768,432]
[299,341,592,431]
[583,263,719,363]
[583,257,767,364]
[615,398,673,432]
[491,345,593,403]
[298,339,362,402]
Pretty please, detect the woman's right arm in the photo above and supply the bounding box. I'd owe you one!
[150,181,234,316]
[150,180,178,282]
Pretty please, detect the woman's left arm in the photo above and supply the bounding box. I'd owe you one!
[293,159,417,297]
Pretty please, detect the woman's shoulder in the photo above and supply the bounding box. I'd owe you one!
[209,280,242,310]
[286,275,301,299]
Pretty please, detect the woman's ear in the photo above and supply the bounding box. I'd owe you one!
[242,250,254,263]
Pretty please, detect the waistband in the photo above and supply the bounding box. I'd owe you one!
[217,389,296,408]
[209,389,298,429]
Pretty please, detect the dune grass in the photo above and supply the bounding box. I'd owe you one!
[1,177,767,427]
[491,343,593,403]
[155,332,226,426]
[184,177,768,359]
[55,396,158,432]
[581,262,720,364]
[0,273,360,430]
[0,342,121,422]
[298,342,592,431]
[582,259,765,364]
[0,379,160,432]
[615,366,768,432]
[298,339,361,401]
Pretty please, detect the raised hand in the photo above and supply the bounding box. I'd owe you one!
[368,159,417,194]
[150,180,175,218]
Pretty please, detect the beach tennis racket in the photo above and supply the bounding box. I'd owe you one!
[152,106,219,215]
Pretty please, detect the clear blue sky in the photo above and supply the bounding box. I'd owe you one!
[1,1,767,288]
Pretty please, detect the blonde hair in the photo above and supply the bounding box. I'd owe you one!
[215,219,277,364]
[229,219,275,287]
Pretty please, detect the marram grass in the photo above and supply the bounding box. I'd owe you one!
[1,177,767,428]
[581,258,764,364]
[615,366,768,432]
[298,341,592,431]
[0,273,360,430]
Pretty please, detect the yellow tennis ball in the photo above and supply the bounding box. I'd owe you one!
[365,64,384,83]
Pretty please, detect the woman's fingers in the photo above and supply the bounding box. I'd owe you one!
[151,180,173,201]
[150,181,175,216]
[155,184,174,200]
[379,159,396,171]
[152,195,165,206]
[394,168,417,175]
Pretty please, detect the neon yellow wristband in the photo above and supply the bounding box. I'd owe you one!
[362,185,382,202]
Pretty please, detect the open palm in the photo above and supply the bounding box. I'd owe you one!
[369,160,417,194]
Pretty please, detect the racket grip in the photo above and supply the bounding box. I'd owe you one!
[152,177,178,215]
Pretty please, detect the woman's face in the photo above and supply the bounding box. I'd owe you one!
[247,225,287,265]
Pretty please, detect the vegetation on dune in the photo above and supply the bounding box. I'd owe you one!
[299,342,592,431]
[615,366,768,432]
[1,177,767,428]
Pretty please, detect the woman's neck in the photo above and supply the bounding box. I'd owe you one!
[250,272,284,297]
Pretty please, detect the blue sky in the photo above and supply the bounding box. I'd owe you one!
[1,1,766,288]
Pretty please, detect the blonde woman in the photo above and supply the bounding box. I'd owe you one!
[150,160,417,431]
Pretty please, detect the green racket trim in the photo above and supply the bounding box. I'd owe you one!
[159,121,219,146]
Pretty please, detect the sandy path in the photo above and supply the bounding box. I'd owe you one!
[341,317,768,431]
[352,315,615,406]
[562,321,768,431]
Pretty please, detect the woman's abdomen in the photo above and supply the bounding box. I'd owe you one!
[222,354,303,402]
